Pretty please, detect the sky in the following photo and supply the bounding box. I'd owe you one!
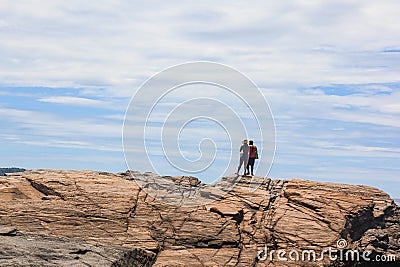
[0,1,399,198]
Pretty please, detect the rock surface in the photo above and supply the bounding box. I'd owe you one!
[0,170,399,266]
[0,228,154,267]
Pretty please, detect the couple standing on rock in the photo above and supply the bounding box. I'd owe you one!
[236,139,258,176]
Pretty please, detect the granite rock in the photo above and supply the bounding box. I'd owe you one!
[0,170,398,266]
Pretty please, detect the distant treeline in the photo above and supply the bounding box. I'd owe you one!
[0,167,26,176]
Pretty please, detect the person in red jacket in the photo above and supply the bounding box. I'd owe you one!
[246,140,258,176]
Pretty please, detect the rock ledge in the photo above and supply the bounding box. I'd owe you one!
[0,170,399,266]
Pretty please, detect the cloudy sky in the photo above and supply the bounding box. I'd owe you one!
[0,1,399,198]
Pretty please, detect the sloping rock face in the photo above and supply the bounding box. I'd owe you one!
[0,227,154,267]
[0,170,399,267]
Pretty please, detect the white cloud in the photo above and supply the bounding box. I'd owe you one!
[0,106,121,138]
[38,96,106,107]
[16,139,120,152]
[263,86,400,128]
[0,0,399,96]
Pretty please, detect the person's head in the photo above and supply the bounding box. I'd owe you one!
[249,140,253,145]
[242,139,248,144]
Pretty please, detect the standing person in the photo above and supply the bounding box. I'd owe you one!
[236,139,249,176]
[246,140,258,176]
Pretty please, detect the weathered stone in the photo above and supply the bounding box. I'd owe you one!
[0,170,399,266]
[0,231,154,267]
[0,226,17,236]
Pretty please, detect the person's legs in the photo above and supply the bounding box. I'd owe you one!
[248,158,255,175]
[237,157,244,174]
[243,157,249,175]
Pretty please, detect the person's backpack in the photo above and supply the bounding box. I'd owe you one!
[251,146,258,159]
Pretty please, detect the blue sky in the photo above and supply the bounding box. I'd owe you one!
[0,1,399,198]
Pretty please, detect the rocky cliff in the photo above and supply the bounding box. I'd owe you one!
[0,170,399,266]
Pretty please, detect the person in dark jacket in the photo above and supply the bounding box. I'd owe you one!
[246,140,257,176]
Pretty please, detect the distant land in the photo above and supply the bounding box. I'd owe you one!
[0,167,26,176]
